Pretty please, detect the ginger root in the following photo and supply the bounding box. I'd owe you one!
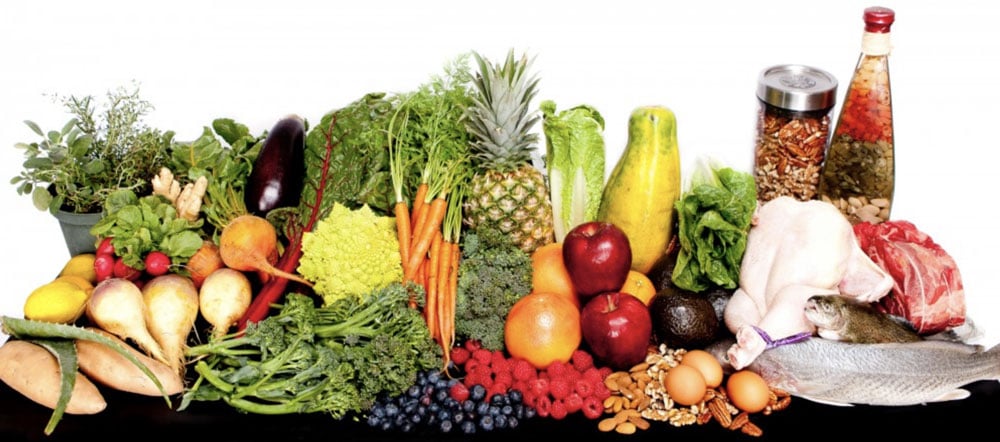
[151,167,208,222]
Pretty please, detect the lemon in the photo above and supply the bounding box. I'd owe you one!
[23,280,90,324]
[54,274,95,295]
[59,253,98,285]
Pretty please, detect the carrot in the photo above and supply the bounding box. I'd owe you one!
[394,201,412,275]
[435,237,451,347]
[410,183,429,231]
[404,196,448,282]
[425,230,443,340]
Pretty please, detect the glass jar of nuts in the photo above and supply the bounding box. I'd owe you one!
[818,7,895,225]
[754,64,837,203]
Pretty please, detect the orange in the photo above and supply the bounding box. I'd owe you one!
[530,242,579,308]
[504,291,582,369]
[620,270,656,305]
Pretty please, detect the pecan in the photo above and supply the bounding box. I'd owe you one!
[709,398,733,428]
[729,411,750,431]
[741,421,764,437]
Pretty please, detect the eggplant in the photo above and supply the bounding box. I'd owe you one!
[244,115,305,216]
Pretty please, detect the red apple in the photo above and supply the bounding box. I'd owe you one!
[580,291,652,370]
[562,221,632,298]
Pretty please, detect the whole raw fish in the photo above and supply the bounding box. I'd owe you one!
[707,336,1000,406]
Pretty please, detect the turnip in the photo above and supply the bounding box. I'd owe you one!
[141,274,199,376]
[219,214,313,286]
[86,278,166,365]
[199,268,252,339]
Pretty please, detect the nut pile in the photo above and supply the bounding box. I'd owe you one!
[754,108,831,203]
[596,344,791,437]
[820,195,891,225]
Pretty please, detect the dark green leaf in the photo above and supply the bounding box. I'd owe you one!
[28,339,78,436]
[212,118,250,146]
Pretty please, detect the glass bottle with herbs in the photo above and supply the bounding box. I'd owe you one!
[817,6,895,224]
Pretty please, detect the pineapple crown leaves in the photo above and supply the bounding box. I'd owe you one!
[466,49,541,171]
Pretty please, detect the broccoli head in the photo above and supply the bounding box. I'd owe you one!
[454,227,533,350]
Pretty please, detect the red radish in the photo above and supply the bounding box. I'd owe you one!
[144,251,172,276]
[97,237,115,256]
[218,214,313,287]
[113,257,141,281]
[94,254,115,282]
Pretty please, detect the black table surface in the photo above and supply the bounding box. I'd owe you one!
[1,377,997,441]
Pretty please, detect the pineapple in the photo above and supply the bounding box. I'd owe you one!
[463,49,555,254]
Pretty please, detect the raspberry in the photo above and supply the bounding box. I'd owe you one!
[535,395,552,418]
[450,346,471,366]
[549,399,569,420]
[573,378,594,398]
[598,366,613,378]
[581,395,604,420]
[548,377,571,400]
[593,382,611,400]
[464,339,482,352]
[464,358,482,375]
[564,393,583,413]
[571,349,595,371]
[494,372,513,389]
[473,349,493,365]
[546,360,569,378]
[491,357,512,376]
[582,367,603,384]
[450,382,470,402]
[512,359,536,381]
[528,378,550,398]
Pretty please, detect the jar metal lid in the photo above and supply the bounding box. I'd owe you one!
[757,64,838,112]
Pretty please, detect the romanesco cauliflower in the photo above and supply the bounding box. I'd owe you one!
[298,203,402,306]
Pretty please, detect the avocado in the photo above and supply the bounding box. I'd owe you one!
[649,286,720,349]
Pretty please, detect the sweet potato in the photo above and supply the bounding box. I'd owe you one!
[0,340,106,415]
[76,327,185,396]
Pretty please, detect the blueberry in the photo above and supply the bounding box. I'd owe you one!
[479,414,495,431]
[427,370,442,384]
[462,399,476,413]
[434,388,449,403]
[470,384,487,402]
[384,403,399,417]
[440,419,453,433]
[494,414,508,429]
[523,406,536,419]
[501,404,514,416]
[452,411,465,424]
[461,420,477,434]
[507,415,520,430]
[400,421,414,433]
[508,389,523,403]
[491,393,505,406]
[367,414,381,427]
[380,420,393,432]
[476,401,490,416]
[443,397,459,410]
[407,384,421,398]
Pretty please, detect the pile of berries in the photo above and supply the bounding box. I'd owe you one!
[450,340,613,421]
[366,367,531,435]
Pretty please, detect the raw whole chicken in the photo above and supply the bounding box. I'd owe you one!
[723,196,894,370]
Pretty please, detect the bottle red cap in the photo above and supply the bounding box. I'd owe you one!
[864,6,895,33]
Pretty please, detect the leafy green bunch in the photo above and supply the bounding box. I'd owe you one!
[12,84,172,214]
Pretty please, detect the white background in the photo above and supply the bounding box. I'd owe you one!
[1,0,997,346]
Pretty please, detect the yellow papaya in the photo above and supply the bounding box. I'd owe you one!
[597,106,681,274]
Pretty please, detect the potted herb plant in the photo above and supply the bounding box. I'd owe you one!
[11,84,172,255]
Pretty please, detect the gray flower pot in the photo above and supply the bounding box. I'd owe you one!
[52,210,103,257]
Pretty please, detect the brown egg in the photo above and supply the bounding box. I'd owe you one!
[664,364,707,406]
[679,349,724,388]
[726,370,770,413]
